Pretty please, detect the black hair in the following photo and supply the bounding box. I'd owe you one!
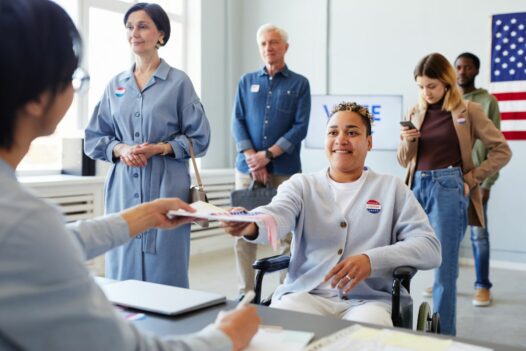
[123,3,171,46]
[0,0,81,150]
[456,52,480,70]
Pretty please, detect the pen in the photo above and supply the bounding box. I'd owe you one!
[236,290,255,309]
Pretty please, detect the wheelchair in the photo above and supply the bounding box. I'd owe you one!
[252,254,440,333]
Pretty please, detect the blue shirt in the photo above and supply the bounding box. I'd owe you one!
[0,159,231,351]
[232,65,311,175]
[85,59,210,287]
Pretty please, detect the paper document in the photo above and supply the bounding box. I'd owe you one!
[245,326,314,351]
[169,201,279,251]
[167,201,262,223]
[304,325,492,351]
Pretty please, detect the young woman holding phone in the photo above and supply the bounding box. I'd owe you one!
[397,53,511,336]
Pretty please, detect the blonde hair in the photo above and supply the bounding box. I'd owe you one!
[256,23,288,44]
[413,53,463,111]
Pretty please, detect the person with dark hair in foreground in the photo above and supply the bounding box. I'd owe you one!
[85,2,211,288]
[0,1,259,350]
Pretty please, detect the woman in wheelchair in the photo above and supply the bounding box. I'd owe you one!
[221,102,441,328]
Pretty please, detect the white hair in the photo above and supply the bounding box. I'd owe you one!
[256,23,288,44]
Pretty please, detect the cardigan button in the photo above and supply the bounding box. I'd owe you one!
[337,249,343,255]
[340,221,347,228]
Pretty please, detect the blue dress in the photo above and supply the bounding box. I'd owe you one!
[85,59,210,287]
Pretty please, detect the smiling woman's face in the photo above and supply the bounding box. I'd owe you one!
[325,110,372,182]
[126,10,163,56]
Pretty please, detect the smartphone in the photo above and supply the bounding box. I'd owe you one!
[400,120,416,129]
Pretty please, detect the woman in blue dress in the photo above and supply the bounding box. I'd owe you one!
[85,3,210,287]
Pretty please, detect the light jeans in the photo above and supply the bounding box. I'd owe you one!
[234,171,292,294]
[270,291,393,327]
[470,201,492,290]
[412,167,468,336]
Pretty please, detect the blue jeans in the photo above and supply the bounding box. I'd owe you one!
[470,202,492,290]
[412,167,468,336]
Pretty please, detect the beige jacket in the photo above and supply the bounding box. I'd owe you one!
[397,100,512,227]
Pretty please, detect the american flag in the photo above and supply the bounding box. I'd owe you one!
[490,12,526,140]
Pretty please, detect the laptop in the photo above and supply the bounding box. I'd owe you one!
[101,279,226,316]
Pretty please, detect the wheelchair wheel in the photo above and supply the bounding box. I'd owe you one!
[430,312,441,334]
[416,302,431,331]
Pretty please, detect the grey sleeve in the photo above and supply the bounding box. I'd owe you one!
[66,214,130,260]
[4,206,233,351]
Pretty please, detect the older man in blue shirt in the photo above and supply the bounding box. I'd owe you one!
[231,23,311,298]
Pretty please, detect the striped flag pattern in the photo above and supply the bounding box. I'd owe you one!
[489,12,526,140]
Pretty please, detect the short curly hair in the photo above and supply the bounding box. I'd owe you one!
[330,102,374,135]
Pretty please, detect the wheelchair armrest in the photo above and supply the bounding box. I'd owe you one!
[252,255,290,304]
[393,266,417,293]
[392,266,417,328]
[252,254,290,273]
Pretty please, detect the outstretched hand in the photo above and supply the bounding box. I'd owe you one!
[323,254,372,294]
[219,207,258,237]
[121,198,196,237]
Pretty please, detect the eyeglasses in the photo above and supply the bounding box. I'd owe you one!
[72,67,90,95]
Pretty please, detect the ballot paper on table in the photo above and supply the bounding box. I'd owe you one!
[304,324,493,351]
[168,201,279,250]
[245,326,314,351]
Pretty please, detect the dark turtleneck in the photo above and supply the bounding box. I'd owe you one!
[416,100,462,171]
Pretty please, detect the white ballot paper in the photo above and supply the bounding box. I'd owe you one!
[167,201,261,223]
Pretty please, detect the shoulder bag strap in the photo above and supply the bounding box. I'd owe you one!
[186,137,205,191]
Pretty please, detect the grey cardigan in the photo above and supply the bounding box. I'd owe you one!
[250,168,441,303]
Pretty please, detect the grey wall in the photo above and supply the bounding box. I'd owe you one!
[200,0,526,264]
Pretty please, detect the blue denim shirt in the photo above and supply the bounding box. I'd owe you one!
[232,65,311,175]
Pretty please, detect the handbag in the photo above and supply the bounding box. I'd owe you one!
[187,137,209,227]
[230,180,277,210]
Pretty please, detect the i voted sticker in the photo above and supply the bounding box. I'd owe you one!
[366,200,381,214]
[250,84,260,93]
[115,87,126,97]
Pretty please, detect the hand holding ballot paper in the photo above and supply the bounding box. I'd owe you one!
[168,201,279,250]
